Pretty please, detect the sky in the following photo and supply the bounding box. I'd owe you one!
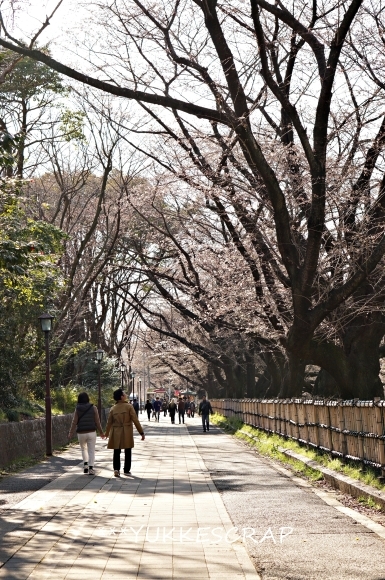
[5,0,89,61]
[12,0,78,34]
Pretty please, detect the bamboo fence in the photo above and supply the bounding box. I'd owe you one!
[211,398,385,470]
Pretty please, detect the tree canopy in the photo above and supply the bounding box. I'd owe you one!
[1,0,385,403]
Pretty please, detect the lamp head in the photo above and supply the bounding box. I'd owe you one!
[95,348,104,362]
[38,312,54,333]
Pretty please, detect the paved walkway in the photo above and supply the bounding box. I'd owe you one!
[194,422,385,580]
[1,415,385,579]
[0,416,258,579]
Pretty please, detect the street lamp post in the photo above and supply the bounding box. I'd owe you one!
[38,313,54,456]
[120,363,125,389]
[131,371,136,401]
[139,378,142,413]
[96,349,104,420]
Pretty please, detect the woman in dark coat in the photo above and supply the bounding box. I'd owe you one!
[68,392,105,475]
[144,399,153,421]
[168,398,177,424]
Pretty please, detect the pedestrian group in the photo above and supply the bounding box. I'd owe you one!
[69,388,213,477]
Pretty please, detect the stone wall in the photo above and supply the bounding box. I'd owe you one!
[0,413,73,469]
[0,408,111,469]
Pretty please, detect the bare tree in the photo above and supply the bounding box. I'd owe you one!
[3,1,385,397]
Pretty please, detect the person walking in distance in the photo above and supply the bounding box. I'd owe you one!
[68,392,105,475]
[162,399,168,417]
[199,395,213,432]
[144,399,153,421]
[168,398,177,424]
[132,398,139,416]
[178,397,185,424]
[190,400,196,418]
[105,389,145,477]
[153,396,162,421]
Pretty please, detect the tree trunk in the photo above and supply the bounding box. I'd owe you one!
[222,356,244,398]
[308,340,352,398]
[16,99,27,178]
[253,351,289,397]
[285,318,312,397]
[211,364,229,397]
[245,345,256,397]
[282,355,306,398]
[313,369,339,398]
[254,369,272,398]
[342,313,385,399]
[307,313,385,399]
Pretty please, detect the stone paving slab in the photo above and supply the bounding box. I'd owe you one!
[3,413,385,579]
[0,453,81,509]
[0,416,259,579]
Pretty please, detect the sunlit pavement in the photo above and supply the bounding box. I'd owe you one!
[0,415,259,579]
[2,412,385,580]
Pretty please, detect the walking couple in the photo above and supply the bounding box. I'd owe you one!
[69,388,145,477]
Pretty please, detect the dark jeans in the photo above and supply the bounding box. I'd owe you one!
[170,412,175,424]
[191,410,195,418]
[202,413,210,431]
[179,411,185,423]
[147,410,151,420]
[163,410,167,416]
[113,448,132,472]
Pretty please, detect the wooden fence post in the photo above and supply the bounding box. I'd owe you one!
[374,401,385,476]
[337,402,348,459]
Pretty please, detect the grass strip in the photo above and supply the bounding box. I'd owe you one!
[358,496,383,511]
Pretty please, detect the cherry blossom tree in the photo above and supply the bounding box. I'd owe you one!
[2,0,385,397]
